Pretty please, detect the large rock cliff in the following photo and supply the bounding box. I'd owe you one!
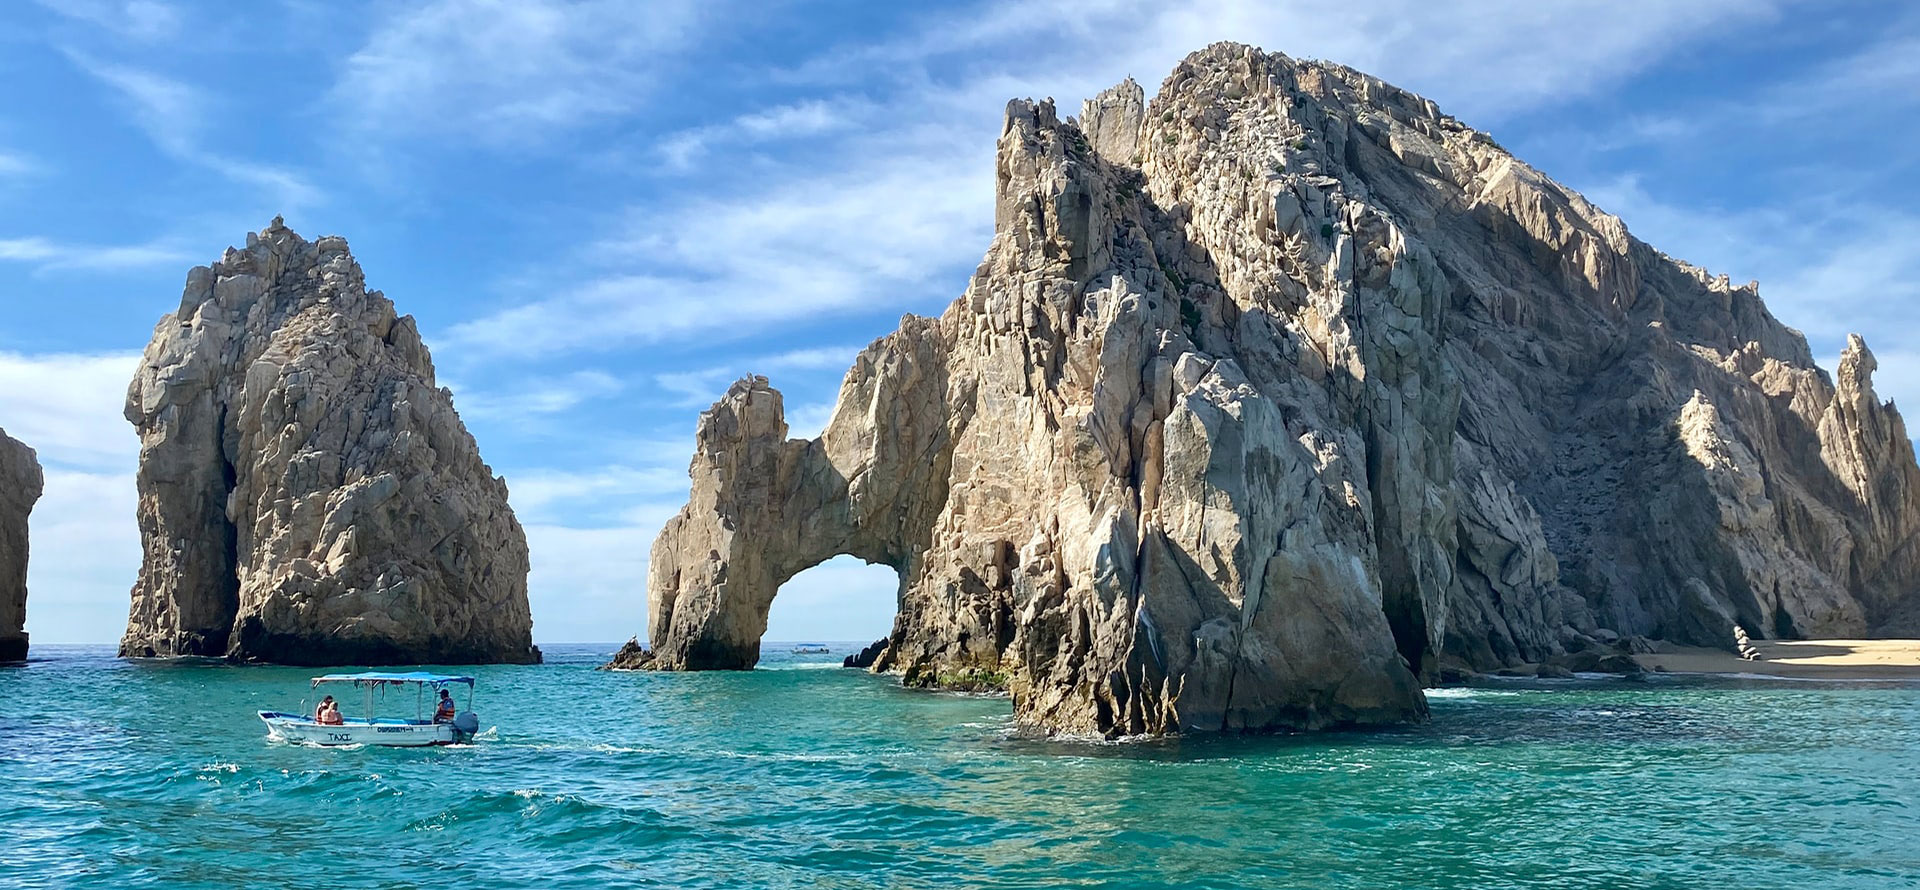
[121,219,539,665]
[620,44,1920,735]
[0,427,42,662]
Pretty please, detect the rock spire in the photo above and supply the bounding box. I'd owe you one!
[121,219,538,665]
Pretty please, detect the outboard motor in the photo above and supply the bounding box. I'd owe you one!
[452,711,480,743]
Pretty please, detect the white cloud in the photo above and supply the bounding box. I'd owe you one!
[0,236,193,273]
[448,369,625,425]
[0,351,141,472]
[506,463,690,525]
[653,345,862,408]
[62,52,321,210]
[524,523,650,643]
[447,145,989,356]
[785,0,1784,123]
[0,151,39,178]
[334,0,708,146]
[0,352,142,643]
[656,98,870,170]
[30,0,182,43]
[23,469,138,643]
[451,0,1788,361]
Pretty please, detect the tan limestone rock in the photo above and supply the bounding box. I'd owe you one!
[621,44,1920,735]
[121,219,538,665]
[0,427,41,662]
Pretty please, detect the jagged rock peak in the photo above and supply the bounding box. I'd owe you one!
[0,427,42,662]
[624,44,1920,736]
[121,220,539,666]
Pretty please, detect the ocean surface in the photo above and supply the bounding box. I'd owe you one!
[2,643,1917,889]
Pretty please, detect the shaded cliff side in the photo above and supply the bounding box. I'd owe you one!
[121,219,538,665]
[619,44,1920,735]
[0,427,42,662]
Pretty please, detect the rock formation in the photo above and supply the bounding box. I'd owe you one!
[0,428,42,662]
[121,218,539,665]
[622,44,1920,735]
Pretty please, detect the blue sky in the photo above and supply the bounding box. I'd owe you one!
[2,0,1916,645]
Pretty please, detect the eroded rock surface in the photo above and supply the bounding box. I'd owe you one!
[0,428,42,662]
[626,44,1920,735]
[121,219,538,665]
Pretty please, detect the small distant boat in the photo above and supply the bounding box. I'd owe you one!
[791,643,831,654]
[259,671,481,747]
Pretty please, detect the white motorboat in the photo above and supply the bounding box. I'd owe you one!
[259,671,481,747]
[791,643,831,654]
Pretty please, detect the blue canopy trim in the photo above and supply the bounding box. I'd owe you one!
[309,671,476,689]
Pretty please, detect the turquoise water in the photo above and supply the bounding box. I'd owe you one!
[2,644,1917,889]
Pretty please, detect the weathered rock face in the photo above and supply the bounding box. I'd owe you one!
[0,427,43,662]
[628,44,1920,735]
[121,219,539,665]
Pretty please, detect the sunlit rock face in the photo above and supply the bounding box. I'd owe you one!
[121,219,539,666]
[0,427,41,662]
[624,43,1920,735]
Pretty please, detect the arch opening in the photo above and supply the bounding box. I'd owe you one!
[763,555,900,662]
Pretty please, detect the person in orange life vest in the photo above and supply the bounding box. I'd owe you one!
[434,689,456,723]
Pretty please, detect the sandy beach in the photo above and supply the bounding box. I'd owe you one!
[1636,639,1920,679]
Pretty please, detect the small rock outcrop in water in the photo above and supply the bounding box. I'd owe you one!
[0,428,42,662]
[121,219,539,665]
[603,637,652,670]
[624,44,1920,736]
[843,638,888,669]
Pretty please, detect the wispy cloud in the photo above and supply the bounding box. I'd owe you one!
[29,0,181,43]
[0,237,191,273]
[654,345,863,407]
[0,351,142,472]
[62,51,322,210]
[334,0,711,147]
[449,369,625,425]
[0,151,40,179]
[446,144,989,356]
[449,0,1786,362]
[782,0,1786,122]
[25,468,140,642]
[655,98,870,171]
[0,351,142,642]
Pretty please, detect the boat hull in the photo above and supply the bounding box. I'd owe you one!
[259,712,456,747]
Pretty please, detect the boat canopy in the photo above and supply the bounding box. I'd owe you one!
[310,671,476,689]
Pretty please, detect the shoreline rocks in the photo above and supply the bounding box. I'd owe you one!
[120,219,539,666]
[0,428,42,662]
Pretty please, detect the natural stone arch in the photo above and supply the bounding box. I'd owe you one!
[645,328,952,671]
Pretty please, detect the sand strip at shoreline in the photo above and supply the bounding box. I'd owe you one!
[1636,639,1920,679]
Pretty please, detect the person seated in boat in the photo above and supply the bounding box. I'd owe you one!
[433,689,456,723]
[319,701,345,726]
[314,695,336,723]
